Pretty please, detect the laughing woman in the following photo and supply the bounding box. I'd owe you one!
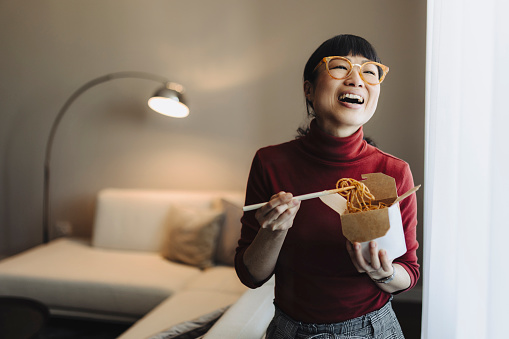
[235,34,419,339]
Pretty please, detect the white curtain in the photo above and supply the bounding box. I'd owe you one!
[423,0,509,338]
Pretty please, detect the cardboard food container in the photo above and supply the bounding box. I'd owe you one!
[320,173,420,262]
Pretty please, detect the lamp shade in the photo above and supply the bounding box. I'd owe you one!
[42,72,188,243]
[148,83,189,118]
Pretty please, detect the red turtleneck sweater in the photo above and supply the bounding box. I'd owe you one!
[235,119,420,323]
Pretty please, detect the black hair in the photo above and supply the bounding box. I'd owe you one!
[363,136,378,148]
[297,34,382,137]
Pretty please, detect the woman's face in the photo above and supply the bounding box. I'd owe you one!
[304,53,381,137]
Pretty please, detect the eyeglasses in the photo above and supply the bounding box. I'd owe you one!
[313,56,389,85]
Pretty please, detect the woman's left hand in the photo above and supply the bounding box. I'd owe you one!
[346,240,393,281]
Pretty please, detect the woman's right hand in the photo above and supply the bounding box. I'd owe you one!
[255,192,301,231]
[244,192,301,282]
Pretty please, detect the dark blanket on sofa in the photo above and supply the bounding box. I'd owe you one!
[148,306,229,339]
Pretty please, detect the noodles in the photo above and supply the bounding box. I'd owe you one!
[335,178,388,213]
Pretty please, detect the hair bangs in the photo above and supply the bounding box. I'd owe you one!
[304,34,381,82]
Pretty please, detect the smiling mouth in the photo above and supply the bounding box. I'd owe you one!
[339,93,364,104]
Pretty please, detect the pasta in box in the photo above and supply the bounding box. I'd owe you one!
[320,173,420,262]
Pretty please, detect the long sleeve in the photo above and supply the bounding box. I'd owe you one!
[392,163,420,292]
[234,152,273,288]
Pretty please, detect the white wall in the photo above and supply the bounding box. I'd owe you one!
[0,0,426,276]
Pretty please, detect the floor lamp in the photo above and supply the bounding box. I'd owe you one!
[42,71,189,243]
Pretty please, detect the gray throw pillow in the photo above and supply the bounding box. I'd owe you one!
[161,205,225,269]
[214,199,243,266]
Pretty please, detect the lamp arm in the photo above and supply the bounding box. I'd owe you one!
[43,71,170,243]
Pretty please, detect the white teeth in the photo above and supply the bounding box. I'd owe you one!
[339,93,364,103]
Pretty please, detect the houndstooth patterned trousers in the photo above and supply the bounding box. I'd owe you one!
[265,300,405,339]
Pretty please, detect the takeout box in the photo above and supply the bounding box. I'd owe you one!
[320,173,420,262]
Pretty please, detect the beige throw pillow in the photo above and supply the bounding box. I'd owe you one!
[161,205,225,269]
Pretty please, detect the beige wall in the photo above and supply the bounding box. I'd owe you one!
[0,0,426,278]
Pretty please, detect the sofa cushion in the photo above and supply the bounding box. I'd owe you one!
[117,290,242,339]
[161,205,224,269]
[92,189,244,253]
[0,238,202,319]
[214,199,243,266]
[203,277,275,339]
[184,266,247,295]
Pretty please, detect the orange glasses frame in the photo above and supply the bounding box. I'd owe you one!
[313,56,390,85]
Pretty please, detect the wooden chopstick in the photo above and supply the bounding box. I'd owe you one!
[242,186,355,212]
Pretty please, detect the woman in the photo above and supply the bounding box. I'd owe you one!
[235,34,419,339]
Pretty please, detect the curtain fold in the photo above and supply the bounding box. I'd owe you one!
[423,0,509,338]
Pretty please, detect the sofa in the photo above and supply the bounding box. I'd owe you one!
[0,188,276,338]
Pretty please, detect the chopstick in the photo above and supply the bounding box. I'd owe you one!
[242,186,355,212]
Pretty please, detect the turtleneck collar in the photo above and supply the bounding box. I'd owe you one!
[299,119,372,162]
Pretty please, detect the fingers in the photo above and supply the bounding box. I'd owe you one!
[347,241,393,277]
[269,201,300,231]
[255,192,289,225]
[368,241,381,270]
[346,241,363,272]
[378,248,393,272]
[255,192,301,231]
[353,242,371,272]
[346,241,370,273]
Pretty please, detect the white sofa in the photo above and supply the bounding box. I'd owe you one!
[0,188,275,338]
